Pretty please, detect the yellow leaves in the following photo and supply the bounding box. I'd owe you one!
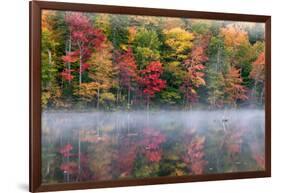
[220,25,249,47]
[164,28,194,54]
[75,82,99,101]
[42,85,62,109]
[87,41,117,87]
[174,169,185,176]
[89,41,113,66]
[190,88,196,94]
[100,92,116,103]
[41,10,56,32]
[120,44,128,51]
[135,47,160,61]
[94,14,111,36]
[196,76,206,86]
[88,140,116,180]
[165,61,185,78]
[128,26,137,43]
[42,91,51,108]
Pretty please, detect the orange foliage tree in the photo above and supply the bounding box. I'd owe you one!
[224,67,248,107]
[180,36,209,108]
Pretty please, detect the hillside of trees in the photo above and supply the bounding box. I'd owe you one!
[41,10,265,111]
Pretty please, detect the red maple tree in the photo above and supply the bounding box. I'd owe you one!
[61,12,106,84]
[59,143,73,157]
[183,136,207,175]
[115,136,138,177]
[138,61,166,109]
[116,47,138,107]
[139,128,166,163]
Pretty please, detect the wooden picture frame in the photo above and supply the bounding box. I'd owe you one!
[30,1,271,192]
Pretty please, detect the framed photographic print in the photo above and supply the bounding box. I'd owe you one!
[30,1,271,192]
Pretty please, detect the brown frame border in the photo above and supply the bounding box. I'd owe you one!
[30,1,271,192]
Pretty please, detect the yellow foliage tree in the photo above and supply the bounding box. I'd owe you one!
[164,28,194,60]
[220,25,249,47]
[76,41,117,107]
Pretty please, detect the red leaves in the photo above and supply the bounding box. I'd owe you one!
[65,12,91,31]
[62,51,79,63]
[250,141,265,169]
[183,136,207,175]
[59,143,73,157]
[61,12,106,83]
[252,154,265,169]
[145,151,162,162]
[139,61,166,98]
[62,55,77,63]
[61,69,74,81]
[253,52,265,66]
[65,12,106,50]
[250,52,265,82]
[91,29,106,49]
[82,63,90,71]
[140,128,166,163]
[116,137,138,177]
[60,162,78,174]
[61,63,88,82]
[116,128,166,176]
[59,143,92,180]
[116,47,138,90]
[185,47,208,67]
[181,36,209,105]
[226,132,242,155]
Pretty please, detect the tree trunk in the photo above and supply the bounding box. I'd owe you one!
[97,87,100,109]
[67,38,72,84]
[252,80,258,105]
[260,82,265,105]
[116,87,119,106]
[47,49,52,88]
[216,47,220,72]
[79,51,82,85]
[146,96,150,111]
[185,93,189,111]
[146,96,150,126]
[127,88,131,109]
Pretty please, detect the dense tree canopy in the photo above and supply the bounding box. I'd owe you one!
[41,11,265,110]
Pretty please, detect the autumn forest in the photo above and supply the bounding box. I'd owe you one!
[42,10,265,110]
[41,10,266,184]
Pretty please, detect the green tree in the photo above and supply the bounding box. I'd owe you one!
[206,69,225,108]
[133,28,161,69]
[108,15,130,50]
[41,11,62,108]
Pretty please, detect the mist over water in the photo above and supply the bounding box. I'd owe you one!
[43,109,264,131]
[42,109,265,184]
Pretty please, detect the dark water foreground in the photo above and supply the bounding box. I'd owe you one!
[42,110,265,184]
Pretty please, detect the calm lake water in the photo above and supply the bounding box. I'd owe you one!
[42,110,265,184]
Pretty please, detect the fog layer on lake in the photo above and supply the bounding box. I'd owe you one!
[42,109,265,184]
